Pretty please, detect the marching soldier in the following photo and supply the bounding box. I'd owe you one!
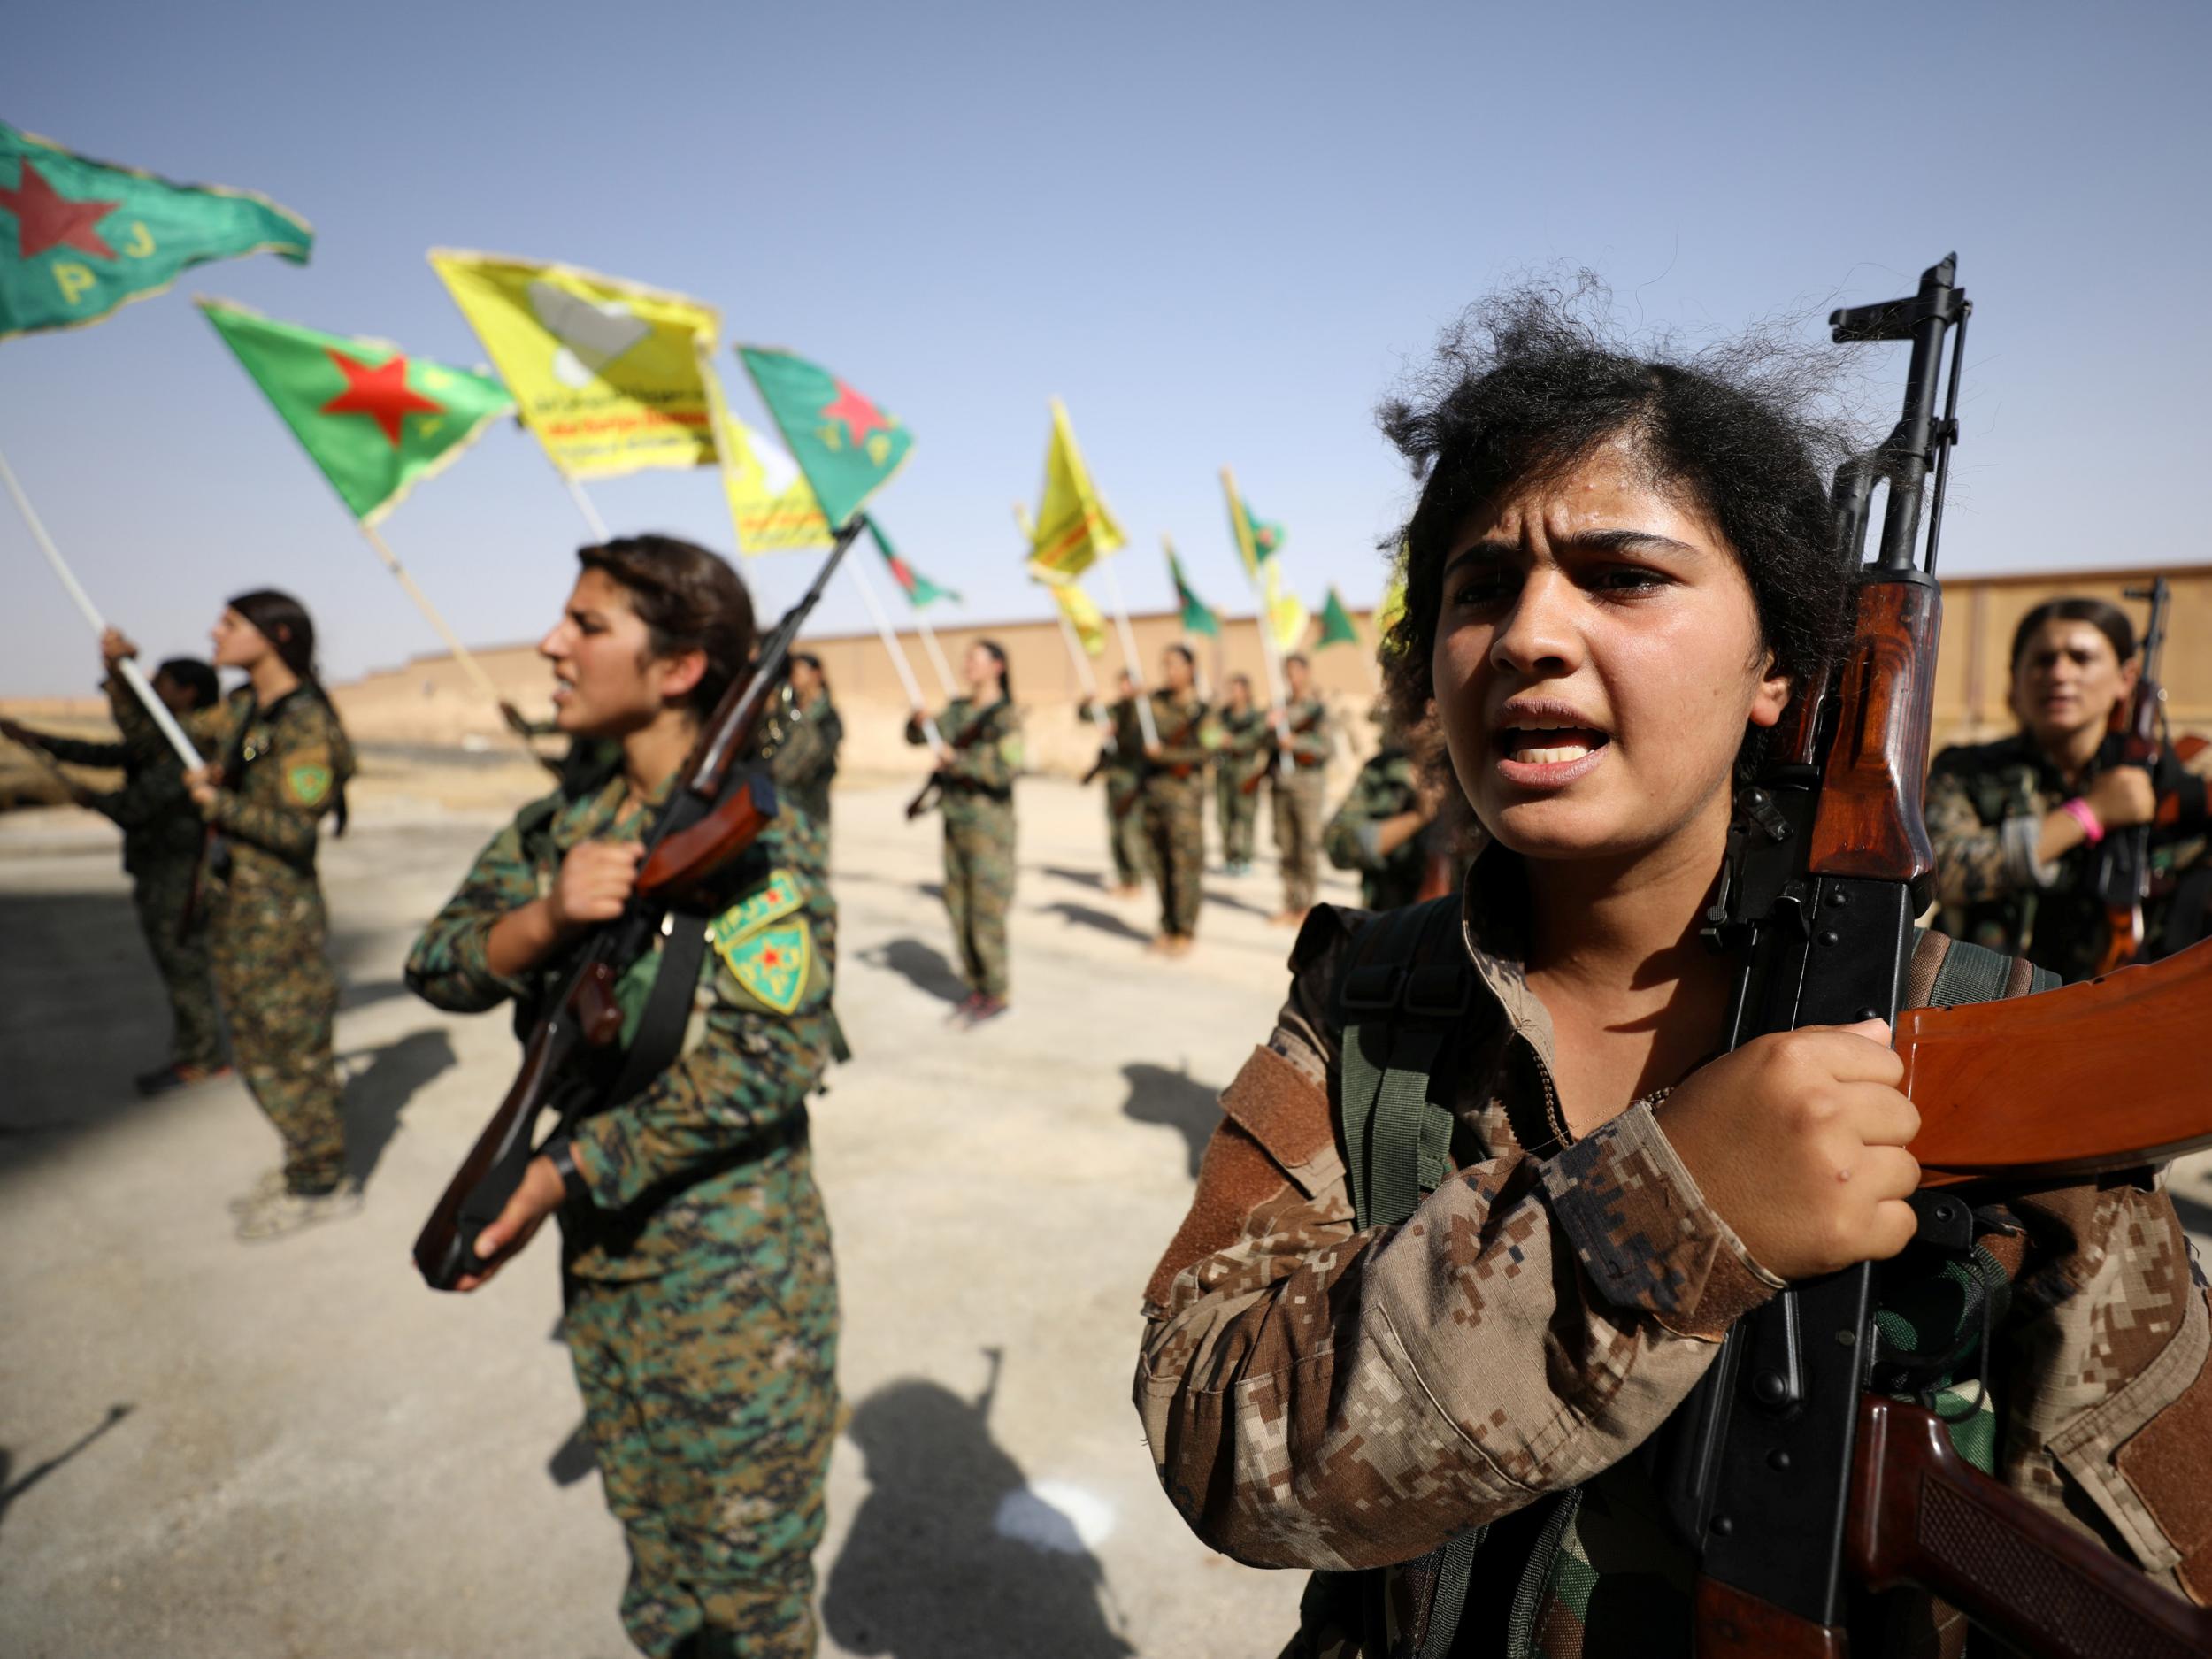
[1927,596,2211,980]
[1080,669,1150,897]
[906,641,1021,1025]
[1319,703,1465,911]
[169,593,357,1240]
[1205,672,1267,873]
[1140,644,1211,955]
[406,535,840,1658]
[765,651,842,830]
[1265,651,1333,924]
[4,650,229,1096]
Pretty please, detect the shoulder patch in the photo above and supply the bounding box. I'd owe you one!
[715,919,813,1014]
[709,870,807,946]
[285,755,334,806]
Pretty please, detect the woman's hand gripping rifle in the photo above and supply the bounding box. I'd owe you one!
[1668,257,2212,1658]
[411,520,865,1293]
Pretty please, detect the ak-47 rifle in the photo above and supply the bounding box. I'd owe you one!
[904,697,1011,820]
[411,519,864,1292]
[2093,578,2173,974]
[1664,256,2212,1657]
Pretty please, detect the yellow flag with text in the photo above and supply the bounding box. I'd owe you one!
[721,415,833,554]
[428,250,719,479]
[1264,561,1310,652]
[1026,398,1125,580]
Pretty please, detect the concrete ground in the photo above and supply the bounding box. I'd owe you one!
[5,770,2209,1658]
[0,773,1326,1659]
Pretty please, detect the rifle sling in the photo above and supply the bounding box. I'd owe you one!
[603,905,711,1110]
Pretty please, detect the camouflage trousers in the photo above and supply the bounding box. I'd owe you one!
[1142,775,1207,939]
[1215,772,1258,866]
[942,802,1015,1000]
[1105,778,1149,887]
[206,865,347,1192]
[1272,773,1326,911]
[564,1171,840,1658]
[132,855,224,1071]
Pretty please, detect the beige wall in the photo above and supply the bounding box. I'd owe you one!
[14,565,2208,784]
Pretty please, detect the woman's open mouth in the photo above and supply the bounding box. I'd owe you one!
[1493,714,1611,786]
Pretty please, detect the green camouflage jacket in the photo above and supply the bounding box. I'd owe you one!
[1927,732,2209,981]
[1275,693,1333,776]
[404,759,838,1280]
[1137,853,2212,1656]
[137,686,353,887]
[25,676,212,872]
[765,687,842,826]
[1320,746,1431,911]
[907,695,1022,829]
[1206,703,1271,787]
[1142,690,1213,792]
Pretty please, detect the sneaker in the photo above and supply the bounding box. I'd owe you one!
[235,1178,363,1243]
[964,995,1009,1026]
[946,992,984,1025]
[226,1167,288,1214]
[135,1061,233,1097]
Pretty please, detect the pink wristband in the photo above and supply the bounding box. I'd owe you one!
[2061,796,2105,845]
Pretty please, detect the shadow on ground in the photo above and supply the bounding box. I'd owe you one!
[1038,865,1111,894]
[824,1356,1133,1659]
[857,938,967,1006]
[547,1421,597,1488]
[1037,902,1150,945]
[341,1027,457,1187]
[1121,1062,1220,1179]
[0,1403,132,1541]
[1203,887,1276,918]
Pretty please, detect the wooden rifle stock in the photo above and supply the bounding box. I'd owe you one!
[1805,578,1941,883]
[1849,1395,2212,1659]
[640,776,773,899]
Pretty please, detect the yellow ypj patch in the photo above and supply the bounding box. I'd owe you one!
[287,763,333,805]
[715,920,812,1015]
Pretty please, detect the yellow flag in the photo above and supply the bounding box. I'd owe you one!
[721,414,833,554]
[1046,577,1109,657]
[1026,398,1125,580]
[428,249,719,479]
[1264,561,1310,653]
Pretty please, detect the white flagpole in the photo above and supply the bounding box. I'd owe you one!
[564,474,611,541]
[357,524,512,711]
[1017,502,1110,733]
[1099,551,1160,749]
[911,606,960,700]
[0,442,202,769]
[849,555,942,747]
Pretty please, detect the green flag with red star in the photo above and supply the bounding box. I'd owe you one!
[0,123,311,343]
[866,518,959,608]
[736,344,911,529]
[198,298,514,526]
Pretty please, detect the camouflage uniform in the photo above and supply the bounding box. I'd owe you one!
[1085,695,1151,888]
[764,687,842,829]
[405,757,841,1659]
[907,698,1021,1001]
[1927,732,2211,982]
[185,687,355,1194]
[1319,743,1455,914]
[1269,695,1333,911]
[21,677,223,1071]
[1141,690,1212,940]
[1136,854,2212,1656]
[1207,703,1269,869]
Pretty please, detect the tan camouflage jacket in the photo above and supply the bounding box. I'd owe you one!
[1136,863,2212,1655]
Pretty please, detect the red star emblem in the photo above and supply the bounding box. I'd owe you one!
[818,379,889,444]
[0,158,119,260]
[320,349,442,447]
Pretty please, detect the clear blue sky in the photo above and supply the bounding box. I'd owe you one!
[4,0,2206,695]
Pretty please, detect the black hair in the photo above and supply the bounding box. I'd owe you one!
[156,657,219,711]
[578,535,757,718]
[972,638,1012,703]
[1163,642,1194,668]
[2008,597,2136,672]
[1283,652,1310,672]
[226,588,349,834]
[1226,672,1253,692]
[1377,278,1855,783]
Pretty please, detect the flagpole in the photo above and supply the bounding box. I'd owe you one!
[0,442,203,770]
[911,607,960,700]
[563,474,611,541]
[1224,466,1294,780]
[1099,550,1161,749]
[849,553,943,747]
[1017,501,1110,735]
[356,524,527,741]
